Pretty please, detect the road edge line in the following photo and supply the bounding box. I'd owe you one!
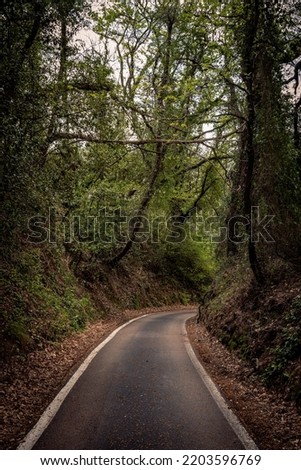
[184,319,258,450]
[17,314,149,450]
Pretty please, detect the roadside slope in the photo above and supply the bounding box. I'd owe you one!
[187,319,301,449]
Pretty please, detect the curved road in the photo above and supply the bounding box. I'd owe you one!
[29,310,252,449]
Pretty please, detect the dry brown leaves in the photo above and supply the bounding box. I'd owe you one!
[187,319,301,450]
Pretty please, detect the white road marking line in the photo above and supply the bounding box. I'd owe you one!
[183,317,258,450]
[18,314,149,450]
[19,310,251,450]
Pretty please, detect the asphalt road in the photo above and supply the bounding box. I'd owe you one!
[33,311,249,450]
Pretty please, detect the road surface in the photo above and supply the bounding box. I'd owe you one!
[32,310,251,449]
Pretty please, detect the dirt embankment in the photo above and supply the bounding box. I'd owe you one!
[187,319,301,450]
[189,267,301,450]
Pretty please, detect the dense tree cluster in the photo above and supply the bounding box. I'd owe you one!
[1,0,300,316]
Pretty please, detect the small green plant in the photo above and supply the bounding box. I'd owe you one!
[6,319,32,350]
[262,296,301,386]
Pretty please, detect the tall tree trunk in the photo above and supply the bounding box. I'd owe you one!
[241,0,265,285]
[225,81,247,256]
[294,96,301,177]
[39,13,69,165]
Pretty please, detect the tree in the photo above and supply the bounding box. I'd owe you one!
[88,0,232,264]
[1,0,90,255]
[221,0,301,281]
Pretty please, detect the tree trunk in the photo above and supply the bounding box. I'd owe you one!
[110,10,175,266]
[241,0,265,285]
[110,140,166,266]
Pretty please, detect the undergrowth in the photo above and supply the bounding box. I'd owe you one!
[1,241,200,358]
[201,258,301,408]
[1,245,98,355]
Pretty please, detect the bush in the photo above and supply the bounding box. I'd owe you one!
[1,246,98,355]
[158,239,216,293]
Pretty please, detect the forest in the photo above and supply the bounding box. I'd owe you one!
[1,0,301,449]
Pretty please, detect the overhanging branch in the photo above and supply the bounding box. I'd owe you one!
[52,130,239,146]
[178,155,232,175]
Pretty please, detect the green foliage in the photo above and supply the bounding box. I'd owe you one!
[2,247,98,352]
[1,0,300,370]
[157,239,216,294]
[262,296,301,389]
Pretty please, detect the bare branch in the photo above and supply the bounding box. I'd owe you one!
[179,166,216,222]
[223,77,248,95]
[284,59,301,93]
[178,155,232,175]
[68,81,113,92]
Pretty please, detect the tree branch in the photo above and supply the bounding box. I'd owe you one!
[52,130,240,146]
[178,155,232,175]
[284,59,301,93]
[68,81,113,92]
[178,166,215,222]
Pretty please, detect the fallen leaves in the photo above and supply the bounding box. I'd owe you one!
[187,319,301,450]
